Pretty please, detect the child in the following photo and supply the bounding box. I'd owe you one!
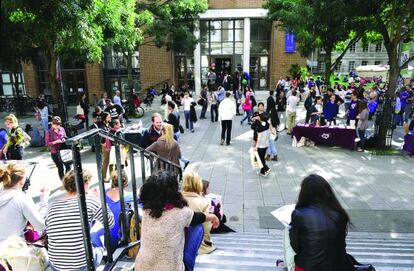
[202,180,235,234]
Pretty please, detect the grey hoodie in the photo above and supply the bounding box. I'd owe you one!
[0,188,45,244]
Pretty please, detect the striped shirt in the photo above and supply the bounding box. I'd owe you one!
[45,195,114,271]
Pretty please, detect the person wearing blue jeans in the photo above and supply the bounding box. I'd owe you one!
[266,138,278,161]
[240,109,252,125]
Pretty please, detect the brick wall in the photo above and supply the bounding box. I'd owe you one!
[140,41,174,91]
[85,62,105,104]
[209,0,265,9]
[269,23,306,89]
[21,62,40,98]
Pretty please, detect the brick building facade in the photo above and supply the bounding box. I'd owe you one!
[7,0,305,104]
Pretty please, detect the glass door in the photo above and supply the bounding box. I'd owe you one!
[249,56,269,90]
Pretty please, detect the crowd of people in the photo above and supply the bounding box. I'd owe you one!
[0,67,413,271]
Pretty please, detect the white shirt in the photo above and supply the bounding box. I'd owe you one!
[286,95,299,113]
[218,97,236,121]
[182,97,194,111]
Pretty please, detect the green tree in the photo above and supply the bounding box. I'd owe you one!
[0,9,37,116]
[2,0,110,108]
[265,0,362,85]
[356,0,414,148]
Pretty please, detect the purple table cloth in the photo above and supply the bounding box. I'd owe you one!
[292,125,356,150]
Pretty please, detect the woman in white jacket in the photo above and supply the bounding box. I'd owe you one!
[218,92,236,145]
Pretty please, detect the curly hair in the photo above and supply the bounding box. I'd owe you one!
[139,171,187,218]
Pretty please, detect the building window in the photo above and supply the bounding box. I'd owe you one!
[361,60,368,66]
[349,43,356,53]
[374,61,381,65]
[375,42,382,52]
[0,72,25,96]
[348,61,355,72]
[335,61,342,72]
[199,19,244,86]
[362,43,369,52]
[200,19,244,56]
[318,61,326,72]
[175,56,194,90]
[250,19,271,55]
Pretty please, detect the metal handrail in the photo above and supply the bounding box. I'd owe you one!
[67,128,183,271]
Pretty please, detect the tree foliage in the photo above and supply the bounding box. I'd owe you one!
[265,0,363,85]
[352,0,414,148]
[139,0,208,54]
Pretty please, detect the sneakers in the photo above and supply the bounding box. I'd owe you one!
[271,155,278,161]
[220,139,224,145]
[260,169,271,177]
[191,129,195,133]
[265,155,271,161]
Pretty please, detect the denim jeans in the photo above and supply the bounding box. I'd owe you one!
[42,118,49,132]
[184,110,193,130]
[241,110,252,124]
[267,139,277,156]
[210,104,218,122]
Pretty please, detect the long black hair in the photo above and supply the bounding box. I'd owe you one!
[296,174,351,229]
[139,171,188,218]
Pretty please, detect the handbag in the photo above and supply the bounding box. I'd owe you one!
[0,236,48,271]
[347,254,376,271]
[76,105,84,115]
[197,98,206,106]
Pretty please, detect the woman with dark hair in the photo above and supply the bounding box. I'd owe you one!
[101,112,112,181]
[135,171,219,271]
[356,100,369,152]
[78,93,90,128]
[290,174,353,271]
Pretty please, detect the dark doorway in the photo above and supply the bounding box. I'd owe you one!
[213,57,232,75]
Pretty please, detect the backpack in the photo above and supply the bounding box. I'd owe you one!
[250,96,257,107]
[125,204,141,258]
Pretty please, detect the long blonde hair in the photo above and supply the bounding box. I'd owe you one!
[160,123,174,149]
[181,172,203,195]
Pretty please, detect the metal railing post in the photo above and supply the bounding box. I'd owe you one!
[94,135,113,262]
[115,142,127,245]
[140,150,146,182]
[128,145,140,239]
[72,142,95,271]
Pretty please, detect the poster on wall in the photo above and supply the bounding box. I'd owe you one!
[400,42,412,79]
[285,31,296,53]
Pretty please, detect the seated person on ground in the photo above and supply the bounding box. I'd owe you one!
[202,180,235,234]
[25,124,45,147]
[0,163,46,244]
[45,170,114,271]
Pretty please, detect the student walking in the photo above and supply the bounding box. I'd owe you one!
[218,92,236,145]
[286,90,299,135]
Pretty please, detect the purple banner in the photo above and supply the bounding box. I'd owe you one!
[285,31,296,53]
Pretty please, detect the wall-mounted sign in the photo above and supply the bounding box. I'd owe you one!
[285,31,296,53]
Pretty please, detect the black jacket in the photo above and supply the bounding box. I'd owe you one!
[167,112,180,133]
[266,96,276,113]
[290,205,353,271]
[139,125,161,148]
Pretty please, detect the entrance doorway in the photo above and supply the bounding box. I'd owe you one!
[212,57,232,75]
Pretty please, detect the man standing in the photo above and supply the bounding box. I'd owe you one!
[112,90,130,123]
[113,90,122,106]
[286,90,299,135]
[105,99,124,122]
[218,92,236,145]
[208,89,219,122]
[139,113,163,148]
[199,86,208,119]
[266,90,276,113]
[207,69,217,91]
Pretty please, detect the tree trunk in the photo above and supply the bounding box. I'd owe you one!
[46,48,59,103]
[126,52,134,102]
[12,71,24,116]
[324,48,332,88]
[378,46,399,149]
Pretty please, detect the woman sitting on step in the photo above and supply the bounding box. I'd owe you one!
[290,174,354,271]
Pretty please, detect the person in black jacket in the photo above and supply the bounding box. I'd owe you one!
[266,90,276,113]
[139,113,163,148]
[290,174,354,271]
[166,101,181,139]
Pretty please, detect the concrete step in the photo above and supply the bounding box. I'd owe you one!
[194,232,414,271]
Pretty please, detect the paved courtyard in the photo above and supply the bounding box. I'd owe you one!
[14,93,414,239]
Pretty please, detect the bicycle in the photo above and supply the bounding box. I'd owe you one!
[122,99,145,118]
